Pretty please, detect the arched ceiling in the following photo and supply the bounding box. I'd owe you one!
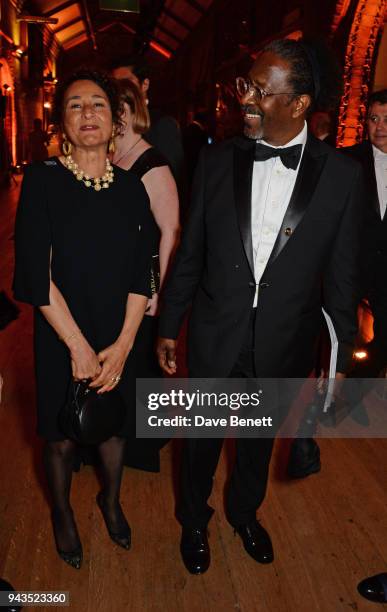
[25,0,214,59]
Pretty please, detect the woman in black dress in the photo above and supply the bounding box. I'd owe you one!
[13,70,154,569]
[113,79,180,471]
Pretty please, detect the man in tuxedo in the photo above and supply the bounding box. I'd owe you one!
[288,89,387,479]
[350,89,387,605]
[345,89,387,377]
[111,55,185,196]
[157,39,363,574]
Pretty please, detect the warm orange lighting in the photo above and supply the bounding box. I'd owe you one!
[336,0,387,147]
[0,58,17,165]
[330,0,352,36]
[17,14,58,24]
[0,30,15,45]
[354,350,369,361]
[149,40,171,59]
[44,102,51,109]
[286,30,303,41]
[11,47,24,58]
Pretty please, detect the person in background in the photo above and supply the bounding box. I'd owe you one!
[111,55,186,203]
[113,78,179,471]
[288,90,387,479]
[183,110,209,189]
[345,89,387,378]
[28,118,49,162]
[309,110,334,144]
[347,89,387,605]
[13,70,154,570]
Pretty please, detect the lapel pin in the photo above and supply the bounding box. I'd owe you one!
[284,227,293,236]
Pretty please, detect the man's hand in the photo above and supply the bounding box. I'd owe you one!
[157,337,177,374]
[335,372,346,380]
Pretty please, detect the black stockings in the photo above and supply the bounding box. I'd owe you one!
[44,440,79,553]
[97,436,128,534]
[44,436,128,551]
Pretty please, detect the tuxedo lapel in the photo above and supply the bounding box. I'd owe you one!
[268,134,327,265]
[233,138,255,277]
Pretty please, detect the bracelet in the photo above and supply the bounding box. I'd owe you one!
[59,331,79,344]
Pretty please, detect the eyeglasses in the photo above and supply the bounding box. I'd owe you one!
[235,77,299,101]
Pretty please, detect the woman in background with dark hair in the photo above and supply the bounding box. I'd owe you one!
[113,78,179,471]
[13,70,154,569]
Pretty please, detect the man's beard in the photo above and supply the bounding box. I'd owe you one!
[241,104,263,139]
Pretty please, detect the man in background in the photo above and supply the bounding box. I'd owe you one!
[348,89,387,605]
[183,110,209,189]
[288,91,387,480]
[345,89,387,379]
[309,110,334,145]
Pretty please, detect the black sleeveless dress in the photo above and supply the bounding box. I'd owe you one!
[13,158,154,441]
[124,147,171,472]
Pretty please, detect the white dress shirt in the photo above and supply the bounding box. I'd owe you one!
[251,121,308,306]
[372,145,387,219]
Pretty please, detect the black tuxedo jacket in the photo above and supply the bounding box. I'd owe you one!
[159,133,364,378]
[342,141,387,294]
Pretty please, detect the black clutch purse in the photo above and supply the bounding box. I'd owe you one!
[59,380,126,445]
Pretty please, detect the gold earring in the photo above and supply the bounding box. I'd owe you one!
[108,127,116,154]
[62,135,72,156]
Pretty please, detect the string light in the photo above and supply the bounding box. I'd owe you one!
[353,350,369,361]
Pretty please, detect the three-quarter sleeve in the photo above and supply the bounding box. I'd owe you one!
[13,164,51,306]
[128,201,155,299]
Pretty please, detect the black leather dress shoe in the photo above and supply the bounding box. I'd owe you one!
[357,573,387,603]
[180,528,210,574]
[287,438,321,479]
[235,520,274,564]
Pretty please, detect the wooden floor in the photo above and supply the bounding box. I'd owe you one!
[1,177,387,612]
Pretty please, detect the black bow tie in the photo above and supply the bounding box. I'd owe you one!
[254,142,302,170]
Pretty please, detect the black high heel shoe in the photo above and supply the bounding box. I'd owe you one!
[57,546,83,570]
[52,511,83,570]
[96,492,131,550]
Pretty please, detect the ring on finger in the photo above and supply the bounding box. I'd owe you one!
[111,375,121,383]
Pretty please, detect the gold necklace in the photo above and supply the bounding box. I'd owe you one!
[64,155,114,191]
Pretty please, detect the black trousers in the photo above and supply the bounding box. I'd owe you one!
[177,309,275,529]
[365,289,387,376]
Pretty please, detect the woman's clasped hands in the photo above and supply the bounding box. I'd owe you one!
[69,336,130,393]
